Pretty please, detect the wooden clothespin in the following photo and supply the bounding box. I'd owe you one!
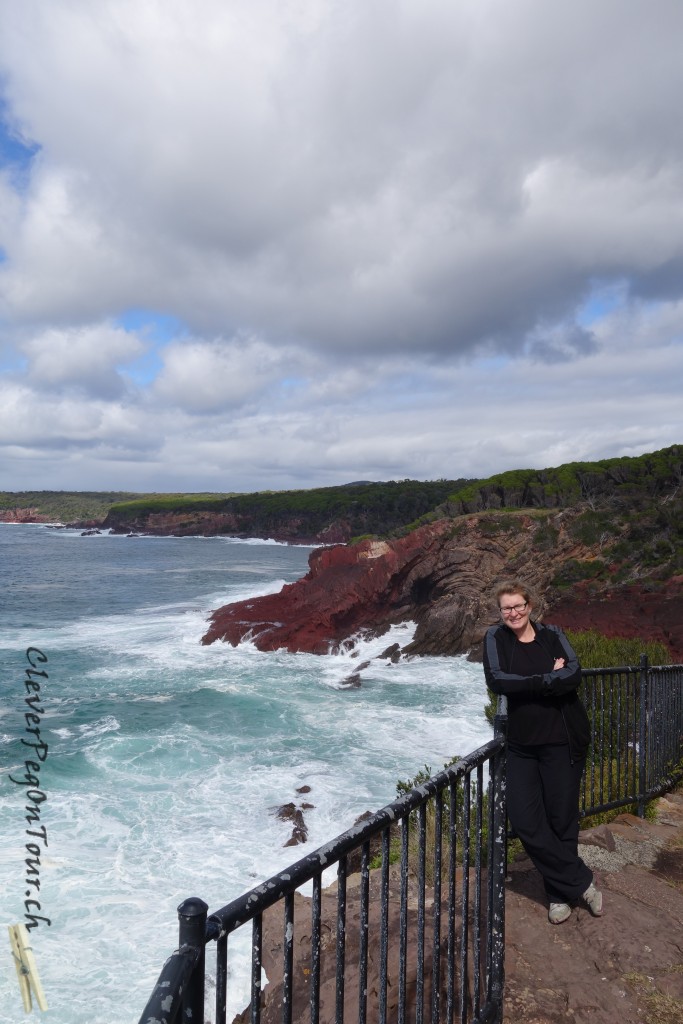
[8,924,48,1013]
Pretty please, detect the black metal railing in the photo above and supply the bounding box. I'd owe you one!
[137,660,683,1024]
[138,721,508,1024]
[579,656,683,819]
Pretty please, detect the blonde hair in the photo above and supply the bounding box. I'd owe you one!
[494,579,535,609]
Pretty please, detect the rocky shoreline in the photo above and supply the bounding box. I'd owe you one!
[5,503,682,662]
[203,509,683,661]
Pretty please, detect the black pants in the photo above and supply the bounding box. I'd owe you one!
[506,741,593,902]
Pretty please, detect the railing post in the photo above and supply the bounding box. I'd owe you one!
[178,896,208,1022]
[637,655,649,818]
[493,695,509,884]
[488,696,508,1023]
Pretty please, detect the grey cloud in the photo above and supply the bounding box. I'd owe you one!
[0,0,682,490]
[527,325,599,365]
[1,0,682,360]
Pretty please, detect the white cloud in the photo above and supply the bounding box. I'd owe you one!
[153,335,302,413]
[0,0,682,489]
[19,323,144,398]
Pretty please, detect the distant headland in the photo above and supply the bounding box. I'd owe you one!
[3,445,682,659]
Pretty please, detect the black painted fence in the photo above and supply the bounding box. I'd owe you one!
[137,659,683,1024]
[579,657,683,819]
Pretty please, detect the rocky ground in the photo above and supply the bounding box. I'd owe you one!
[240,789,683,1024]
[503,789,683,1024]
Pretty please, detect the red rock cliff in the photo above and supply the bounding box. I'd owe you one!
[203,509,683,659]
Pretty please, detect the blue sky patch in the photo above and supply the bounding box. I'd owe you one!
[116,308,186,339]
[116,309,187,386]
[0,98,40,183]
[577,281,629,326]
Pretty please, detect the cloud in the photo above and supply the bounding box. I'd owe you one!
[1,1,682,348]
[526,324,598,365]
[153,335,303,413]
[19,323,145,398]
[0,0,681,489]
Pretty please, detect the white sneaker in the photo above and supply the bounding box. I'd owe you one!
[548,902,571,924]
[582,883,603,916]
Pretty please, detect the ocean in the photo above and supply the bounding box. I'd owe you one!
[0,524,491,1023]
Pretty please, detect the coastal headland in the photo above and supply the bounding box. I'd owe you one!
[201,508,683,660]
[3,445,682,661]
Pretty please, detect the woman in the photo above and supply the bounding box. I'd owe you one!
[483,580,603,924]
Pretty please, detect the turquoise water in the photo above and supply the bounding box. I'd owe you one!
[0,525,490,1023]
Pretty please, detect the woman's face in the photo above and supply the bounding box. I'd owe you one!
[498,592,532,634]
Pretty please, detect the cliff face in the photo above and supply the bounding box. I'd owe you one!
[99,512,353,545]
[202,526,450,653]
[0,507,51,523]
[202,508,683,659]
[102,507,398,545]
[105,509,256,538]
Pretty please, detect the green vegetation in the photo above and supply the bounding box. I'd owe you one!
[3,446,682,583]
[579,759,659,831]
[105,493,237,515]
[476,514,525,537]
[445,443,683,517]
[3,444,681,562]
[532,517,560,550]
[0,490,156,522]
[415,444,683,588]
[105,478,473,537]
[369,758,488,872]
[397,759,492,876]
[623,972,683,1024]
[566,630,671,668]
[568,508,617,546]
[552,557,608,587]
[0,478,474,535]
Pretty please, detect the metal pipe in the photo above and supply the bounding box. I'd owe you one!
[178,897,208,1024]
[638,655,649,817]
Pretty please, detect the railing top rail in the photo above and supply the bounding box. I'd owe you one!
[581,663,683,677]
[581,665,643,676]
[207,734,504,939]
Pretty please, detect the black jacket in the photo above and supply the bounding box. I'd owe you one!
[483,620,590,760]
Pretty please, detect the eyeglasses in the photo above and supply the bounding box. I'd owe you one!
[499,602,528,616]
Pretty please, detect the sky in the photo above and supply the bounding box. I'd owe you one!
[0,0,682,494]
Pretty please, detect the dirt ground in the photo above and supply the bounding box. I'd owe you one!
[236,789,683,1024]
[502,789,683,1024]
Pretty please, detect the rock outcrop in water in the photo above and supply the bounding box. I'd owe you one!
[202,506,683,660]
[202,527,450,653]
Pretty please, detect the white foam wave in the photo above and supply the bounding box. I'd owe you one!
[0,526,494,1024]
[77,715,121,739]
[47,526,314,547]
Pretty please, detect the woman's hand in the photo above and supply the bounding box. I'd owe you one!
[553,657,566,670]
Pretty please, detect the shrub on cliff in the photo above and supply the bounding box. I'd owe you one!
[106,478,474,539]
[445,444,683,518]
[566,630,671,668]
